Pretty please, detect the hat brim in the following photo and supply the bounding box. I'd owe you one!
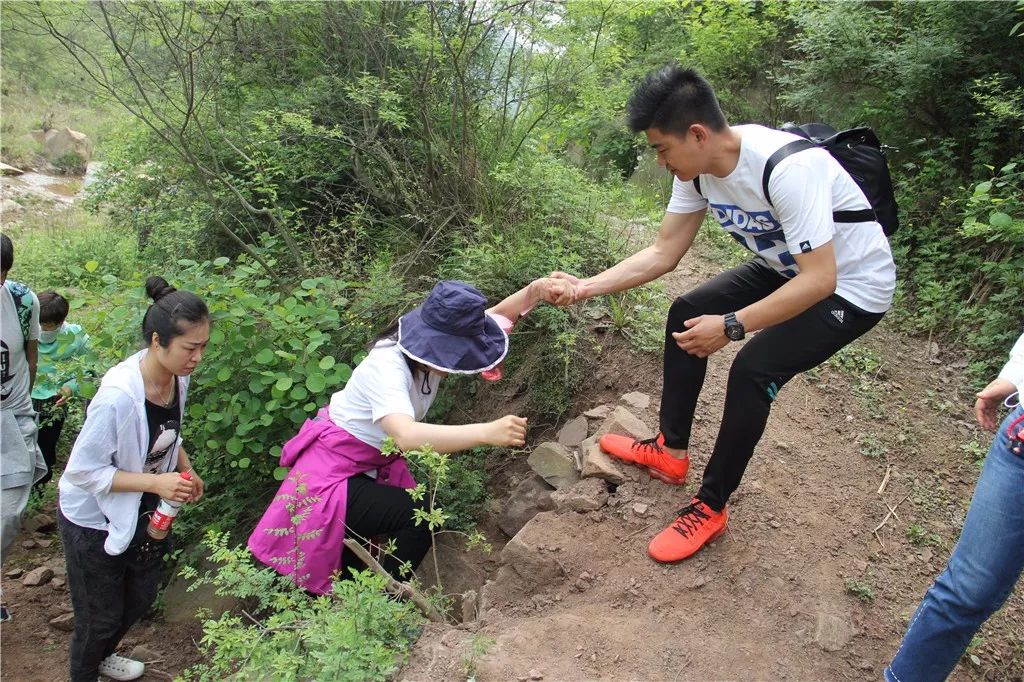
[397,310,509,374]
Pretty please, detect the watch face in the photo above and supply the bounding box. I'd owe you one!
[726,324,744,341]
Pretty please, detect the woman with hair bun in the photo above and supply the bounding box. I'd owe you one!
[57,276,209,682]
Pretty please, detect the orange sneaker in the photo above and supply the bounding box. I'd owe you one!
[598,433,689,485]
[648,498,728,563]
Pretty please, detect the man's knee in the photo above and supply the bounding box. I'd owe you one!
[667,295,701,330]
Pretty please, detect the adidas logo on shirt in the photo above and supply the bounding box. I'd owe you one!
[831,309,845,324]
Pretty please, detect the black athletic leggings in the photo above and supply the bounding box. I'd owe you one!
[341,474,433,580]
[661,259,884,511]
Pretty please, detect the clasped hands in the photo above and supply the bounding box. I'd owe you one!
[530,272,728,358]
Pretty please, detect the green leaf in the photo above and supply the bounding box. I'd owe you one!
[237,457,251,469]
[255,348,275,364]
[226,437,244,455]
[213,256,230,267]
[301,278,318,289]
[216,367,232,382]
[989,212,1013,229]
[974,181,992,195]
[209,328,225,345]
[318,356,336,370]
[80,381,98,399]
[273,466,289,481]
[275,376,293,391]
[84,260,99,273]
[306,373,326,393]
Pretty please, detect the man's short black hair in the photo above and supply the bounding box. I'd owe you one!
[38,291,70,326]
[626,65,727,135]
[0,233,12,273]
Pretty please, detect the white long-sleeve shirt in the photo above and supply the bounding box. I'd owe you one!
[59,349,189,555]
[998,331,1024,393]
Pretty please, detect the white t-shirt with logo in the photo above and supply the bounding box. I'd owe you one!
[328,341,441,452]
[1,284,40,413]
[666,124,896,314]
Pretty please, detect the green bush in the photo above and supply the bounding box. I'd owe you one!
[180,532,423,682]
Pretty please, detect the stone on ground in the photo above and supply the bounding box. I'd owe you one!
[813,611,858,651]
[22,566,54,587]
[583,404,612,419]
[499,513,566,589]
[579,435,625,484]
[498,475,555,537]
[551,478,609,512]
[620,391,651,410]
[527,442,579,490]
[48,613,74,632]
[555,416,588,448]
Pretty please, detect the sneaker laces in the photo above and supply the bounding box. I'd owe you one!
[671,503,710,538]
[632,435,663,454]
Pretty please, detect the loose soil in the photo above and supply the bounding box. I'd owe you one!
[2,244,1021,681]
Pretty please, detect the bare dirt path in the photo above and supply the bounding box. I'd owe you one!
[401,254,1023,681]
[1,245,1020,681]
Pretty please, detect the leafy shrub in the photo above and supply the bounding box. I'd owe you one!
[180,532,423,682]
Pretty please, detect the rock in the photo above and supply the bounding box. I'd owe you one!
[23,566,54,587]
[583,405,612,419]
[33,127,93,168]
[460,589,478,623]
[1,199,24,214]
[579,436,625,484]
[48,613,75,632]
[689,576,710,589]
[0,161,25,176]
[556,416,589,449]
[813,612,858,652]
[129,645,161,663]
[594,406,655,441]
[36,538,53,548]
[498,475,555,537]
[527,442,579,490]
[631,502,649,516]
[5,568,24,579]
[500,513,565,588]
[23,513,56,534]
[551,478,609,512]
[620,391,651,410]
[51,577,66,589]
[529,670,544,681]
[21,539,37,549]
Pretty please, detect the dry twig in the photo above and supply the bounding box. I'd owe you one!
[342,538,444,622]
[876,464,892,495]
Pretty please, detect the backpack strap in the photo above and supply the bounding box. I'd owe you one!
[3,280,33,343]
[763,138,878,224]
[693,176,702,197]
[762,139,817,206]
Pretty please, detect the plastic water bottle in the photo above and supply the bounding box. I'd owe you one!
[146,471,192,540]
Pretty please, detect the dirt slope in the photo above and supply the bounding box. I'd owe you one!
[400,256,1023,681]
[1,250,1020,681]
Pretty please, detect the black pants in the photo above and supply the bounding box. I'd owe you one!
[341,474,432,580]
[58,510,169,682]
[661,259,884,511]
[33,397,66,488]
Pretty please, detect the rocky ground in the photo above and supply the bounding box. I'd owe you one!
[1,223,1020,680]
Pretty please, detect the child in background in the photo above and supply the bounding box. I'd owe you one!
[32,291,92,488]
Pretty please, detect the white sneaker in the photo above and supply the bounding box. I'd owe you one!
[98,653,145,681]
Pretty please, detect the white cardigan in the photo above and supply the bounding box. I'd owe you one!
[58,349,189,555]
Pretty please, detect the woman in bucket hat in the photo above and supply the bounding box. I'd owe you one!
[249,278,563,594]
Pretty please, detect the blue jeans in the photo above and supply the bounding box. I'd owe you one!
[885,405,1024,681]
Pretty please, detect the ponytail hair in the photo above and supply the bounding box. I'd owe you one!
[142,276,209,347]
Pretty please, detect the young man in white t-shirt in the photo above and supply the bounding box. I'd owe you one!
[550,66,895,562]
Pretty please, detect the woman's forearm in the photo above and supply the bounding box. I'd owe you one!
[110,471,155,494]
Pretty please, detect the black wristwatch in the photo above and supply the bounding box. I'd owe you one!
[724,312,745,341]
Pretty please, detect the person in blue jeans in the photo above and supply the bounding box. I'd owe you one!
[886,331,1024,681]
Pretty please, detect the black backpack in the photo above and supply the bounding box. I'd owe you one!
[695,122,900,236]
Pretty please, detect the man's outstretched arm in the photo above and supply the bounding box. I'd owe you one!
[551,208,705,303]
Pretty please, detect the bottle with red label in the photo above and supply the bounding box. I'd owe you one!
[146,471,192,541]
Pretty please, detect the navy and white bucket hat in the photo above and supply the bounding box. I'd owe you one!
[397,280,509,374]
